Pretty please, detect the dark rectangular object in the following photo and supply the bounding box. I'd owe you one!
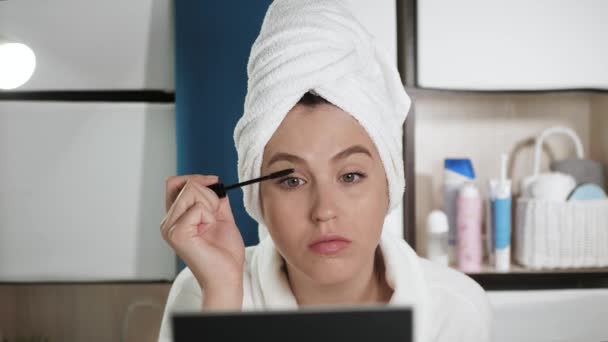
[173,306,412,342]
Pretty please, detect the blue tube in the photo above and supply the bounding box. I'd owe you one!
[493,198,511,248]
[493,196,511,271]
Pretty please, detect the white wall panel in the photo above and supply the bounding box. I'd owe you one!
[0,102,176,281]
[0,0,174,90]
[349,0,397,63]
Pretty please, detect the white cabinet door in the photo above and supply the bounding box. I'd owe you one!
[417,0,608,90]
[0,0,174,91]
[0,101,176,281]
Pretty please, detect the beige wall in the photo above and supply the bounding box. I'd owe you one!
[411,90,605,256]
[590,94,608,183]
[0,284,170,342]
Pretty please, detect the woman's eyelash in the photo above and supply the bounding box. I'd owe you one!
[341,172,366,183]
[275,171,366,189]
[277,176,304,189]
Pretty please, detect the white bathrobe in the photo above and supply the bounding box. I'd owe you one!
[157,231,492,342]
[159,0,492,340]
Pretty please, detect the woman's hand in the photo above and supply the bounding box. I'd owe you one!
[161,175,245,309]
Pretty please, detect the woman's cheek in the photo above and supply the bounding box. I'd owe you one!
[265,192,308,237]
[344,181,378,206]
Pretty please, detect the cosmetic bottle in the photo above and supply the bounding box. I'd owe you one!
[456,183,483,273]
[426,210,449,266]
[491,154,512,272]
[443,158,476,265]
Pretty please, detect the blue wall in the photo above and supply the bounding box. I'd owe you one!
[174,1,272,265]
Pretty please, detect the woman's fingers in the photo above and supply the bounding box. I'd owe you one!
[165,201,216,247]
[165,174,219,212]
[161,181,220,239]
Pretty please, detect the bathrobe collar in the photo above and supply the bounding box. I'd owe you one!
[249,226,432,342]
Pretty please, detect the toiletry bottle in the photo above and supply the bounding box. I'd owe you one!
[456,183,483,273]
[492,154,512,272]
[443,159,476,265]
[426,210,449,266]
[486,180,497,266]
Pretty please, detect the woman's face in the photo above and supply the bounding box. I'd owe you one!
[260,102,389,285]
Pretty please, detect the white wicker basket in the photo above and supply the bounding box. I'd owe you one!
[515,198,608,268]
[514,127,608,269]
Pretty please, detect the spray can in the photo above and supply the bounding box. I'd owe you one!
[443,159,476,265]
[457,183,483,273]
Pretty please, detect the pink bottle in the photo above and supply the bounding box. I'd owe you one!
[456,182,483,273]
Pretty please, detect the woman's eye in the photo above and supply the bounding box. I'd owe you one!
[279,177,305,188]
[341,172,365,183]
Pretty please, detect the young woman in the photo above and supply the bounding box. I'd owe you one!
[158,1,491,341]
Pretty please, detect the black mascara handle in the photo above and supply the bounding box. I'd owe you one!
[207,182,226,198]
[205,168,294,199]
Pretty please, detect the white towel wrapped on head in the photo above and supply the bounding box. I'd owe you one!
[234,0,411,237]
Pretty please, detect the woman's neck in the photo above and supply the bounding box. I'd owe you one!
[285,248,393,306]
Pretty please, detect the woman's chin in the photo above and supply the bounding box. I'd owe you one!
[304,262,357,285]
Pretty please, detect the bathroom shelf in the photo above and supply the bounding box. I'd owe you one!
[461,264,608,290]
[466,263,608,274]
[397,0,608,291]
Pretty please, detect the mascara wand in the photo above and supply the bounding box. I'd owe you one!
[207,168,295,198]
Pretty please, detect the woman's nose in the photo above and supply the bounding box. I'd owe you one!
[310,184,338,223]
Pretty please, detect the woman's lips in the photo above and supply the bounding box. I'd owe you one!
[308,236,352,255]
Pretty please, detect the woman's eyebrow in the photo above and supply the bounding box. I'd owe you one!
[266,153,306,168]
[266,145,372,168]
[331,145,373,162]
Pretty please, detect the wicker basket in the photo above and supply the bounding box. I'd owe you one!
[515,198,608,268]
[514,127,608,269]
